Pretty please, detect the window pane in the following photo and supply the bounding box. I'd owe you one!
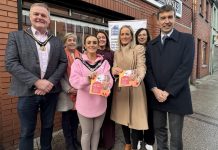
[67,24,75,33]
[49,20,56,35]
[56,21,66,39]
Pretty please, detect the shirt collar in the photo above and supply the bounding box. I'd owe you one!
[161,29,174,39]
[31,26,48,36]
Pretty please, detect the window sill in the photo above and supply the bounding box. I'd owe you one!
[201,64,208,68]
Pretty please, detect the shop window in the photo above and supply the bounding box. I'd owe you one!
[49,20,56,35]
[66,24,75,33]
[92,28,99,36]
[84,27,89,34]
[56,21,66,39]
[22,15,31,29]
[76,26,82,33]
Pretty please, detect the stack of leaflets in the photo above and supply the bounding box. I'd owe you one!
[118,70,137,87]
[89,74,110,96]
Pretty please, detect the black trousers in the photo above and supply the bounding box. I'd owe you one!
[62,110,79,150]
[122,125,139,149]
[136,105,155,145]
[130,90,155,148]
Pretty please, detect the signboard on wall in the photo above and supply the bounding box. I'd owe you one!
[144,0,182,18]
[108,20,147,51]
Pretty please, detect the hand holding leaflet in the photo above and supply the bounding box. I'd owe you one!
[89,74,111,97]
[118,69,138,87]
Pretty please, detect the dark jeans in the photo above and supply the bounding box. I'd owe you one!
[17,93,58,150]
[62,110,79,150]
[153,110,184,150]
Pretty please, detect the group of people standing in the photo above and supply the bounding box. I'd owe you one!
[5,2,194,150]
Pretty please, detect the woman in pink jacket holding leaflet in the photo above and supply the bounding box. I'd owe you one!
[69,35,113,150]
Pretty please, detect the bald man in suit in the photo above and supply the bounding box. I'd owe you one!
[5,3,67,150]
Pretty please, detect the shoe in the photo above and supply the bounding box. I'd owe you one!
[124,144,132,150]
[137,141,142,150]
[145,144,153,150]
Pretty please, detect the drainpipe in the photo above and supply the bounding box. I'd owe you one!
[192,0,196,35]
[191,0,197,84]
[17,0,22,30]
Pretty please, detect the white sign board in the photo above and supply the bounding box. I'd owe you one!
[144,0,182,18]
[108,20,147,51]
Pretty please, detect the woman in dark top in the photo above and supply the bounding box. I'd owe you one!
[96,31,115,150]
[134,28,154,150]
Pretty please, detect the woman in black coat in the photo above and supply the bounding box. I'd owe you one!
[134,28,155,150]
[96,31,115,150]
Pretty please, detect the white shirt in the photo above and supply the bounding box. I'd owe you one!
[31,26,51,79]
[161,29,174,44]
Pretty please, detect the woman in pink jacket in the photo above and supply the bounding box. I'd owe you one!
[69,35,113,150]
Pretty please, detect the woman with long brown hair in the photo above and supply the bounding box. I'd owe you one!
[96,31,115,150]
[135,28,154,150]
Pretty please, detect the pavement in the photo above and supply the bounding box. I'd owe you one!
[182,71,218,150]
[33,71,218,150]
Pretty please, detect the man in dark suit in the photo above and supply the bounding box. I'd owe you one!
[5,3,67,150]
[146,5,195,150]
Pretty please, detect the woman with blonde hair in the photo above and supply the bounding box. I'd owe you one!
[56,33,81,150]
[111,25,148,150]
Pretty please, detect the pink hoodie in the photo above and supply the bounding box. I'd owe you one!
[69,53,113,118]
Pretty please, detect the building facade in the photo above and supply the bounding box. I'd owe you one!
[192,0,212,80]
[0,0,199,149]
[210,0,218,74]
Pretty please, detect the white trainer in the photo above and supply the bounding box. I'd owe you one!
[137,141,142,150]
[145,144,153,150]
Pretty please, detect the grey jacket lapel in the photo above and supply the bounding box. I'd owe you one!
[44,32,55,78]
[25,28,39,58]
[48,32,54,60]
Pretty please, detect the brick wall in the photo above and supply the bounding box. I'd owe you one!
[0,77,3,148]
[0,0,18,149]
[193,0,211,79]
[82,0,193,37]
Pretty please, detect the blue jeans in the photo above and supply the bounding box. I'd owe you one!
[153,110,184,150]
[17,93,58,150]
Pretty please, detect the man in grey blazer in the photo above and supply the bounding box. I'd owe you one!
[146,5,195,150]
[5,3,67,150]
